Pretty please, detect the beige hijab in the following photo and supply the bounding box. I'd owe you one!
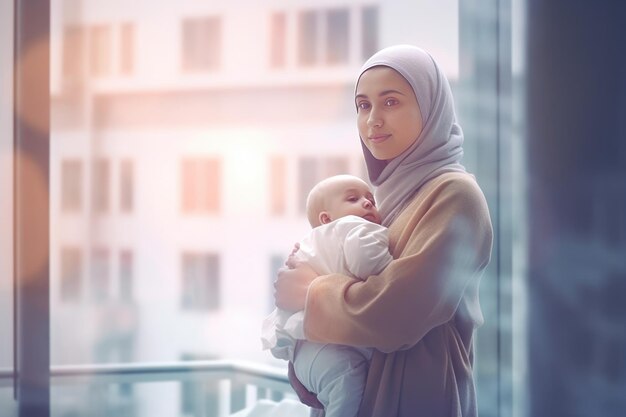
[356,45,466,226]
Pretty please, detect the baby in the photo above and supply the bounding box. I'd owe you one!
[261,174,393,417]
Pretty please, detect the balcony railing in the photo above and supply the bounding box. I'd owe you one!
[0,360,298,417]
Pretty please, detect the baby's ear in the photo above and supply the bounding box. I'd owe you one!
[319,211,331,225]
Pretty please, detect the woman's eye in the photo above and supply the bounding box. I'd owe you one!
[357,101,371,110]
[385,98,398,106]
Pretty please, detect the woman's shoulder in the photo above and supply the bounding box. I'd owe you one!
[416,172,487,206]
[395,171,491,228]
[426,171,483,193]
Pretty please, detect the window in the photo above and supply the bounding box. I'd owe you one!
[270,12,286,68]
[297,11,317,66]
[120,22,134,74]
[91,248,111,302]
[119,250,133,303]
[326,9,349,65]
[60,247,82,303]
[181,157,221,213]
[269,155,286,215]
[120,159,134,212]
[298,156,349,212]
[61,159,82,212]
[90,24,112,76]
[34,2,524,416]
[297,8,352,67]
[182,17,221,71]
[361,6,379,61]
[92,158,110,213]
[62,25,85,80]
[181,253,220,311]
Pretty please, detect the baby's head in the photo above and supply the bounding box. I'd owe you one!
[306,174,381,228]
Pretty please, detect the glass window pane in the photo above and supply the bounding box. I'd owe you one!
[60,247,82,303]
[120,159,133,212]
[92,158,110,213]
[326,9,349,65]
[297,11,317,66]
[62,25,85,80]
[202,158,220,213]
[182,17,221,71]
[361,6,378,61]
[48,1,511,416]
[120,22,134,74]
[89,25,111,76]
[269,12,286,68]
[181,253,220,311]
[61,159,82,211]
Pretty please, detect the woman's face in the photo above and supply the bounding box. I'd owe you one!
[355,66,423,161]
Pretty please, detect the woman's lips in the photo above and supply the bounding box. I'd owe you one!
[369,134,391,144]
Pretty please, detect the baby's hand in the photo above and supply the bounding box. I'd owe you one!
[274,262,318,312]
[285,242,300,269]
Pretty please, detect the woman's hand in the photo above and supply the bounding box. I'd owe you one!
[288,362,324,409]
[274,261,319,312]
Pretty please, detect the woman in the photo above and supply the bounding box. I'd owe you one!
[275,45,493,417]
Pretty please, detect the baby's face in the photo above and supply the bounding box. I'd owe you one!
[323,178,381,224]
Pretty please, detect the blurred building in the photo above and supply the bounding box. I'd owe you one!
[46,0,493,416]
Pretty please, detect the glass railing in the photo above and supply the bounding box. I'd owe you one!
[0,361,297,417]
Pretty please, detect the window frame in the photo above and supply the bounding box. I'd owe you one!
[6,1,515,416]
[13,0,51,415]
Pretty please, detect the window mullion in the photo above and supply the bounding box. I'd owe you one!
[14,0,51,416]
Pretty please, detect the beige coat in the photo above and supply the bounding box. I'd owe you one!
[303,172,493,417]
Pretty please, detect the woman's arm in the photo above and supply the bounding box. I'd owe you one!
[303,177,493,352]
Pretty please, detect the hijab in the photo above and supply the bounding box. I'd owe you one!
[356,45,466,226]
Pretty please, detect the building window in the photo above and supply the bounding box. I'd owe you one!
[326,9,350,65]
[270,12,287,68]
[297,8,351,67]
[298,156,349,213]
[62,25,85,79]
[120,159,134,213]
[181,253,220,311]
[182,17,221,72]
[297,10,317,66]
[181,158,221,213]
[92,158,110,213]
[61,159,83,212]
[361,6,379,61]
[269,156,286,215]
[91,248,110,302]
[60,247,82,303]
[120,22,134,74]
[90,24,112,77]
[119,250,133,303]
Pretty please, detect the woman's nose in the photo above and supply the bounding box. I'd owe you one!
[367,109,383,128]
